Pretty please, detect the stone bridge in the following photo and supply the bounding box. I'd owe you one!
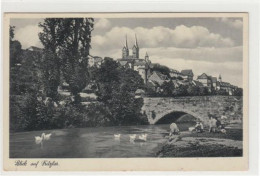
[141,96,243,125]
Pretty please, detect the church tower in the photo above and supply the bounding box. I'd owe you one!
[145,52,149,62]
[219,74,222,82]
[122,35,129,59]
[132,34,139,59]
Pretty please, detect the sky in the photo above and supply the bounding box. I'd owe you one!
[10,17,243,87]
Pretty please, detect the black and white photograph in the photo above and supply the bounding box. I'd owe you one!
[3,13,249,171]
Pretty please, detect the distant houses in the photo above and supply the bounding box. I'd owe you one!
[148,71,170,86]
[197,73,237,95]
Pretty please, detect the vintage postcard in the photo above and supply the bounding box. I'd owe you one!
[3,13,248,171]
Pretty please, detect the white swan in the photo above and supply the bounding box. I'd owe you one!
[35,133,45,148]
[138,134,148,141]
[129,134,136,141]
[114,134,121,140]
[43,133,52,140]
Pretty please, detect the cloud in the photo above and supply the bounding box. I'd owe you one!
[141,46,242,63]
[218,17,243,30]
[14,25,43,49]
[91,25,235,53]
[94,18,111,30]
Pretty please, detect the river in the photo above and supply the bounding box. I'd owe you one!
[10,123,194,158]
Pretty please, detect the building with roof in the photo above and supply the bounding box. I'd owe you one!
[27,46,43,52]
[148,71,170,86]
[211,77,217,90]
[169,69,183,79]
[197,73,213,92]
[117,35,152,84]
[88,55,103,68]
[181,69,194,81]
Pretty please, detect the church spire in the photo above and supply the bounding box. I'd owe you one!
[125,35,128,49]
[135,34,139,48]
[145,52,149,62]
[219,74,222,82]
[122,34,129,59]
[132,34,139,59]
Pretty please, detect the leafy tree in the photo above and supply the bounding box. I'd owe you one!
[187,85,200,96]
[151,63,171,77]
[161,81,175,96]
[59,18,94,103]
[199,87,209,95]
[234,88,243,96]
[10,26,22,67]
[173,84,188,96]
[217,89,228,95]
[39,19,64,101]
[93,58,148,126]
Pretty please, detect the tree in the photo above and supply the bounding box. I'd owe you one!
[161,81,175,96]
[39,18,94,103]
[151,63,171,77]
[187,85,200,96]
[59,18,94,103]
[199,87,209,95]
[173,84,189,96]
[93,58,147,126]
[10,26,22,67]
[39,19,66,101]
[234,88,243,96]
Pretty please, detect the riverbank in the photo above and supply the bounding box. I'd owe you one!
[156,127,243,157]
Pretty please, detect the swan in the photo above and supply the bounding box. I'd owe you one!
[138,134,148,141]
[43,133,52,140]
[35,133,44,148]
[114,134,121,140]
[129,134,136,141]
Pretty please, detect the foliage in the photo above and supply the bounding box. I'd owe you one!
[173,85,189,96]
[40,49,60,100]
[39,19,64,101]
[151,63,171,77]
[187,85,200,96]
[84,103,111,127]
[160,81,175,96]
[233,88,243,96]
[10,26,22,68]
[216,89,229,95]
[93,57,148,126]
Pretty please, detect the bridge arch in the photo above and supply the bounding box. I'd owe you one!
[154,111,198,125]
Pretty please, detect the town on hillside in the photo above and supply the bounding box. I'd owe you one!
[26,34,242,98]
[85,35,242,97]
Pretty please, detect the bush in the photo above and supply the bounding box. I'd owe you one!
[84,102,111,127]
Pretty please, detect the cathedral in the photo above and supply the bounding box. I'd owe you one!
[117,35,152,84]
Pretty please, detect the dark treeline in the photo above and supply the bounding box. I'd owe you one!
[10,19,148,132]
